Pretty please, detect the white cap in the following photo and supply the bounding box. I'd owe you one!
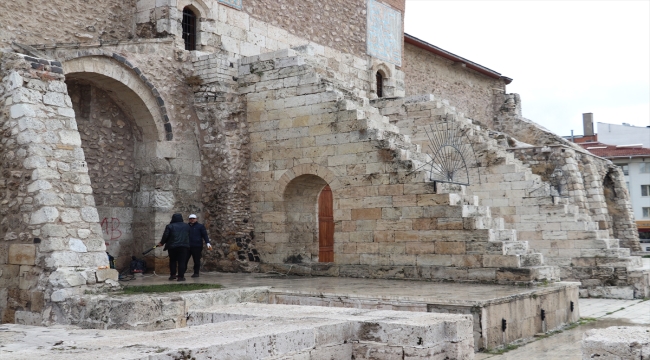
[189,214,197,219]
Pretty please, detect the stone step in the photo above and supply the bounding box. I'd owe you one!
[486,240,528,255]
[415,193,478,206]
[463,216,504,230]
[521,253,544,267]
[573,239,620,249]
[539,204,576,216]
[580,248,630,258]
[490,229,517,242]
[462,205,491,217]
[358,118,399,133]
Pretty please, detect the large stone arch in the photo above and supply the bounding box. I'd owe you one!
[62,56,167,142]
[61,55,184,269]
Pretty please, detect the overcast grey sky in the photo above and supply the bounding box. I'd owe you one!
[404,1,650,137]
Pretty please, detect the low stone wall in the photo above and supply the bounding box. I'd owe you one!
[267,281,580,351]
[189,303,475,359]
[582,326,650,360]
[52,286,270,330]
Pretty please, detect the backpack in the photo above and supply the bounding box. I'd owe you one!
[129,256,147,274]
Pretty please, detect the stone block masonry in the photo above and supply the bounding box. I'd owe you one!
[0,301,474,359]
[0,52,117,325]
[241,49,555,284]
[373,94,649,298]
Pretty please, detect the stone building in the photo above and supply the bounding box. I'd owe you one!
[0,0,647,325]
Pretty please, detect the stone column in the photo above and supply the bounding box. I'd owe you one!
[0,52,117,325]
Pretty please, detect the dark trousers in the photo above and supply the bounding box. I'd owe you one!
[187,246,203,275]
[168,247,189,278]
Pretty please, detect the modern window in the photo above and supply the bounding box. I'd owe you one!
[642,185,650,197]
[620,164,629,175]
[640,163,650,173]
[376,71,383,98]
[644,207,650,218]
[182,7,197,51]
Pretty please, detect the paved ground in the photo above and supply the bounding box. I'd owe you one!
[123,271,573,305]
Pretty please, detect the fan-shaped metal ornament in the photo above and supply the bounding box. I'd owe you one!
[418,121,480,186]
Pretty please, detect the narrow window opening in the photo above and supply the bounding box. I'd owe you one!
[376,71,383,98]
[182,7,197,51]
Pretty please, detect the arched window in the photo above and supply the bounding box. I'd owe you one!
[182,7,197,51]
[376,71,384,98]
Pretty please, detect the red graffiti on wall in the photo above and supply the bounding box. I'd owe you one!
[100,217,122,240]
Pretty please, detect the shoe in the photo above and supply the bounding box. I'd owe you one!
[168,276,177,280]
[177,277,186,281]
[191,273,199,278]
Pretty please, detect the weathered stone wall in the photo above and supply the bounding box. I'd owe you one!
[402,42,506,128]
[241,50,553,283]
[245,0,370,59]
[0,52,117,325]
[511,146,640,252]
[67,81,141,269]
[192,50,257,272]
[374,93,648,298]
[47,43,205,274]
[0,0,136,47]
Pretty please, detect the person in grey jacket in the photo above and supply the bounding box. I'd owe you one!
[186,214,211,277]
[158,213,190,281]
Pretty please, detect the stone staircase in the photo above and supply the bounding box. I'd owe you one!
[329,83,554,281]
[372,94,648,297]
[237,47,562,283]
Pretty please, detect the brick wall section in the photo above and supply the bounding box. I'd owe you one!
[402,42,505,128]
[0,0,136,47]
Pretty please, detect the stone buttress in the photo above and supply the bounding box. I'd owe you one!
[0,52,118,325]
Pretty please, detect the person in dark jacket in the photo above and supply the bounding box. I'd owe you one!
[186,214,211,277]
[158,213,191,281]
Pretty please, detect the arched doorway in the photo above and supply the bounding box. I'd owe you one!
[282,174,334,263]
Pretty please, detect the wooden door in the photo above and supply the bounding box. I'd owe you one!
[318,185,334,262]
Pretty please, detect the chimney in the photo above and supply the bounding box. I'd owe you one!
[583,113,594,136]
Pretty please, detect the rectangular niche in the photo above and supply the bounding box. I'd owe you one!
[219,0,242,10]
[367,0,402,66]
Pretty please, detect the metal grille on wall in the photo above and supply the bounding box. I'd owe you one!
[182,8,197,51]
[416,121,480,186]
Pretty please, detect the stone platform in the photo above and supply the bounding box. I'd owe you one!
[1,304,474,360]
[120,272,580,350]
